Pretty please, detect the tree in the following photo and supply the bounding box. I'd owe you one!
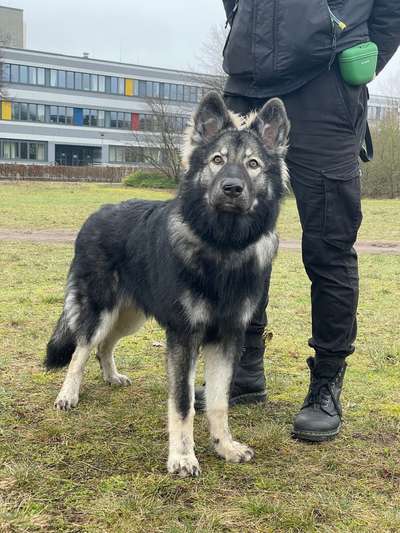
[130,97,188,183]
[190,23,228,93]
[361,98,400,198]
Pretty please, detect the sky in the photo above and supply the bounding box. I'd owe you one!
[1,0,226,71]
[1,0,399,93]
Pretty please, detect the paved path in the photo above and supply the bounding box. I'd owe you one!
[1,229,399,254]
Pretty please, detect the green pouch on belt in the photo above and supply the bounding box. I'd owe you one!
[338,42,378,86]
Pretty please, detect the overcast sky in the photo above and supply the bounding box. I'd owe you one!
[2,0,226,71]
[1,0,399,93]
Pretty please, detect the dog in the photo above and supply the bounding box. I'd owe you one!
[45,92,290,477]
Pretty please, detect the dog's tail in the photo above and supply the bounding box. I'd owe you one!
[45,310,76,369]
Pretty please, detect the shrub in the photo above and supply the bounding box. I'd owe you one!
[123,170,177,189]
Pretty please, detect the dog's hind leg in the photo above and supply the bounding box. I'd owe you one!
[203,342,254,463]
[54,308,118,410]
[166,331,200,477]
[97,305,146,386]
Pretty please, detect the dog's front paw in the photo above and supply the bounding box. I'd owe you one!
[54,391,79,411]
[214,440,254,463]
[167,453,201,478]
[105,373,132,386]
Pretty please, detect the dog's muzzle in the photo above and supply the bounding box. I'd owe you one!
[211,178,250,213]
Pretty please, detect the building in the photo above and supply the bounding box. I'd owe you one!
[368,93,400,122]
[0,6,24,48]
[0,46,207,166]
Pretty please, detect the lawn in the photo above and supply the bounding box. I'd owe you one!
[0,181,399,242]
[0,183,399,532]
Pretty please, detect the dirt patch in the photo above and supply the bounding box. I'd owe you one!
[0,229,399,254]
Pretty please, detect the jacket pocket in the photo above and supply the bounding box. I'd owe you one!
[267,0,333,77]
[322,162,362,250]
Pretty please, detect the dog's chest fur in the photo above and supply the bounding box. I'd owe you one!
[169,212,278,329]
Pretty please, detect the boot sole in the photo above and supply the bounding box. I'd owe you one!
[291,423,342,443]
[195,391,267,413]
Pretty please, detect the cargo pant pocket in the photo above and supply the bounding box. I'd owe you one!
[322,164,363,250]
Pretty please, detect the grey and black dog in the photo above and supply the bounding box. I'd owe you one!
[45,92,290,477]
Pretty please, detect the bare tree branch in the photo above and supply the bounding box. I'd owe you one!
[189,23,228,93]
[130,97,189,183]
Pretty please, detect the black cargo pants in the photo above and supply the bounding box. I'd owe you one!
[227,65,368,362]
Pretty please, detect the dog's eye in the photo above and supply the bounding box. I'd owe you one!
[212,155,224,165]
[248,159,260,169]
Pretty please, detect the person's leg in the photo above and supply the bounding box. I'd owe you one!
[281,64,368,440]
[195,94,271,411]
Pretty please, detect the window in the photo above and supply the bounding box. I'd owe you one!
[110,111,117,128]
[2,63,11,83]
[58,106,66,124]
[66,107,74,125]
[0,139,47,161]
[138,80,146,97]
[49,106,58,124]
[58,70,66,88]
[66,71,75,89]
[37,68,45,85]
[177,84,184,101]
[98,110,105,127]
[28,67,37,85]
[20,103,28,121]
[184,85,191,102]
[110,77,119,94]
[20,142,28,159]
[190,86,198,103]
[146,81,153,97]
[20,65,28,84]
[117,112,124,128]
[29,143,37,160]
[83,108,90,126]
[3,141,19,159]
[163,83,170,100]
[90,74,98,92]
[37,105,45,122]
[11,64,19,83]
[29,104,37,121]
[98,75,105,92]
[152,82,160,98]
[50,69,58,87]
[118,78,125,95]
[75,72,83,90]
[170,84,177,100]
[83,73,90,91]
[12,102,20,121]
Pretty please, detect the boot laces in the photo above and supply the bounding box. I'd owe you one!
[306,373,342,416]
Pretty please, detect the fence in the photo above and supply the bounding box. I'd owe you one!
[0,163,136,183]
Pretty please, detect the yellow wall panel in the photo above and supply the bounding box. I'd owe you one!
[1,101,12,120]
[125,79,134,97]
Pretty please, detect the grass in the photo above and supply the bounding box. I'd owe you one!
[0,182,399,531]
[0,181,399,242]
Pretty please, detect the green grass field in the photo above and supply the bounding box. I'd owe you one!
[0,181,399,242]
[0,183,399,532]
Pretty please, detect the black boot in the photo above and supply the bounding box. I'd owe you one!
[194,345,267,412]
[292,357,347,442]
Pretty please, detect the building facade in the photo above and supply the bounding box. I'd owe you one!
[1,46,398,167]
[0,47,207,166]
[0,6,24,48]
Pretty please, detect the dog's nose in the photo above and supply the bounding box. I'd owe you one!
[221,178,244,198]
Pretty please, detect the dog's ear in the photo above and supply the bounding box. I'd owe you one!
[249,98,290,153]
[190,92,234,145]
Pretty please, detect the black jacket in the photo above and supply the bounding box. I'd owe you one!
[222,0,400,97]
